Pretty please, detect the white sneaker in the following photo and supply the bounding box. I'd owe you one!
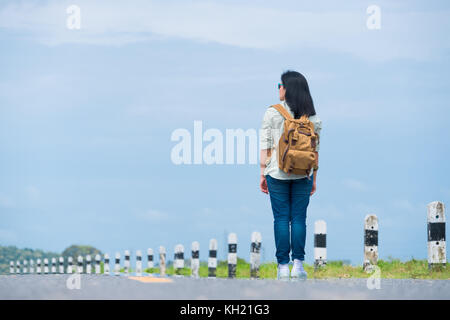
[277,264,290,281]
[291,259,307,281]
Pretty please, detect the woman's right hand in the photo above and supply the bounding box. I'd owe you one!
[260,175,268,194]
[310,181,316,196]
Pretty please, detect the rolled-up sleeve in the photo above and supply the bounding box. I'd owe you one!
[313,118,322,152]
[259,109,273,150]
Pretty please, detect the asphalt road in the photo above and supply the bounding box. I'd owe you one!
[1,274,449,300]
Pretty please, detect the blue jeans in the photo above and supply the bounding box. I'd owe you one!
[266,174,313,264]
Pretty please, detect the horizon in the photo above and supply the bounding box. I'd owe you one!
[1,0,449,267]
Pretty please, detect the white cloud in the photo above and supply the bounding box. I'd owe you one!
[0,73,75,112]
[192,207,217,220]
[342,178,368,191]
[202,207,213,215]
[347,202,381,217]
[440,187,450,198]
[239,205,252,213]
[391,199,428,218]
[0,193,15,208]
[382,217,395,228]
[392,199,415,212]
[309,202,345,220]
[136,209,170,222]
[0,1,449,61]
[0,228,17,242]
[25,185,40,201]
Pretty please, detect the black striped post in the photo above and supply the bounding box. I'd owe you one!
[44,258,49,274]
[16,260,21,274]
[58,257,64,274]
[22,260,28,274]
[173,249,177,274]
[86,255,92,274]
[124,250,131,275]
[363,214,379,272]
[427,201,446,269]
[10,261,15,274]
[67,257,73,274]
[87,255,94,274]
[314,220,327,271]
[104,253,110,275]
[95,254,101,274]
[191,241,200,278]
[29,259,34,274]
[136,250,142,276]
[159,246,166,276]
[147,248,154,274]
[36,259,42,274]
[76,256,83,274]
[174,244,184,276]
[228,233,237,278]
[51,258,57,274]
[250,231,262,279]
[114,252,121,276]
[208,239,217,278]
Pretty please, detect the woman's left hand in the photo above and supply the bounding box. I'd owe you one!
[260,175,269,194]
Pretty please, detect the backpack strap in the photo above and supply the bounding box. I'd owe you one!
[271,104,292,120]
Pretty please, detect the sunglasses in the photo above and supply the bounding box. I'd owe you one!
[278,83,284,89]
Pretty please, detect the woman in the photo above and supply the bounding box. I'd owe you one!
[259,70,322,281]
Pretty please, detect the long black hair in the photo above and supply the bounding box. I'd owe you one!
[281,70,316,119]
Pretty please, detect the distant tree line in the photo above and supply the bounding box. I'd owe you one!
[0,244,102,274]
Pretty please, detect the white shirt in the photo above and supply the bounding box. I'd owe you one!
[259,100,322,180]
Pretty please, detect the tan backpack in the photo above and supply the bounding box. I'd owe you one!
[269,104,318,179]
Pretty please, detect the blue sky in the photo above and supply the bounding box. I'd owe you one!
[0,0,449,265]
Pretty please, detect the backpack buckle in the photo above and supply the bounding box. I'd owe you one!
[306,168,312,180]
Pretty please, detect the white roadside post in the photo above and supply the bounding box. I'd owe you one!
[29,259,34,274]
[44,258,49,274]
[22,260,28,274]
[67,257,73,274]
[51,257,57,274]
[427,201,446,270]
[86,255,92,274]
[76,256,83,274]
[147,248,154,275]
[10,261,15,274]
[16,260,21,274]
[191,241,200,278]
[159,246,166,277]
[37,259,42,274]
[58,257,64,274]
[228,233,237,278]
[104,253,110,275]
[314,220,327,271]
[114,252,121,276]
[124,250,130,275]
[173,250,176,273]
[95,254,101,275]
[135,250,142,276]
[208,239,218,278]
[174,244,185,277]
[363,214,379,272]
[250,231,262,279]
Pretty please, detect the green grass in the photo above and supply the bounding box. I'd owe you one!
[111,258,450,279]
